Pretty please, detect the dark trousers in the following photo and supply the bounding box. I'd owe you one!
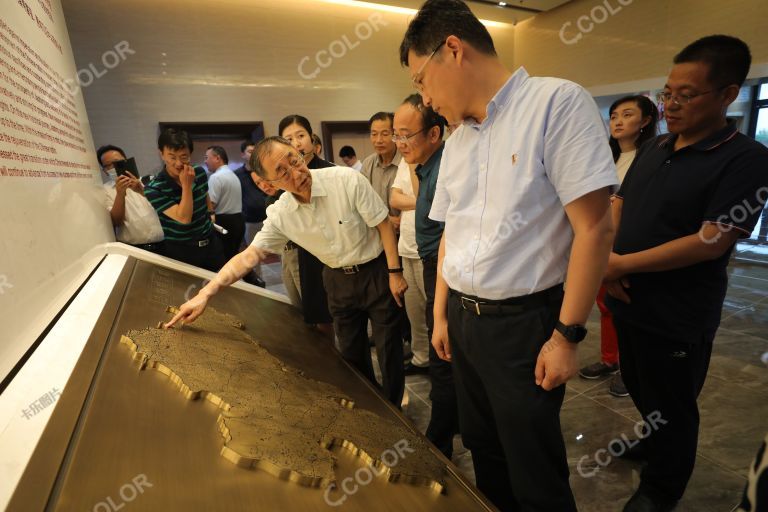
[614,316,714,502]
[215,213,246,261]
[322,255,404,406]
[163,234,225,273]
[422,257,459,459]
[448,287,575,512]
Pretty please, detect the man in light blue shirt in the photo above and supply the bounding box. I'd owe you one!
[206,145,244,260]
[400,1,618,510]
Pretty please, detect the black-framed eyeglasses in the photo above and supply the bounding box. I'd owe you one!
[656,87,724,106]
[265,152,305,183]
[412,40,446,93]
[391,128,428,145]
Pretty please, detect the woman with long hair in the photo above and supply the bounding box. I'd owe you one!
[278,115,335,338]
[579,95,658,396]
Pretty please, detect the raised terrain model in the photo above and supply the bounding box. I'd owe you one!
[120,307,445,492]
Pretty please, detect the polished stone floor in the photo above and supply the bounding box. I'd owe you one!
[263,259,768,511]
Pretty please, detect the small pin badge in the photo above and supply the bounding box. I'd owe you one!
[512,154,518,164]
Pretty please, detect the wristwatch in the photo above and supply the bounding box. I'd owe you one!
[555,321,587,343]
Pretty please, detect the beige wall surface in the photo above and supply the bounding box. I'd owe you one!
[61,0,515,175]
[514,0,768,93]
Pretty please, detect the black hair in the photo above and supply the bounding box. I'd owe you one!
[311,133,322,147]
[369,112,394,130]
[157,128,193,152]
[278,115,313,137]
[674,35,751,88]
[250,136,295,179]
[402,93,447,139]
[96,144,126,167]
[240,140,255,153]
[608,95,659,162]
[339,145,356,158]
[399,0,496,67]
[207,145,229,164]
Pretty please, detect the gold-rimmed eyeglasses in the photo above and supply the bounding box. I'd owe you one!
[412,40,446,93]
[266,152,305,183]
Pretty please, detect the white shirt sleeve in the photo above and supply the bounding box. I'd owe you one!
[428,153,451,222]
[350,171,388,227]
[391,159,410,193]
[104,185,116,211]
[251,205,288,254]
[207,173,221,205]
[543,84,619,206]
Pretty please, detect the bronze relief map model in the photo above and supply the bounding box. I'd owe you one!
[120,307,445,492]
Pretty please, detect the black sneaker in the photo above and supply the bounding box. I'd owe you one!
[609,372,630,397]
[579,361,619,379]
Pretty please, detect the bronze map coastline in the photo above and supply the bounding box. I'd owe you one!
[119,307,445,492]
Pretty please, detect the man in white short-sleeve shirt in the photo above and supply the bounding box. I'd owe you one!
[400,1,618,510]
[169,137,409,407]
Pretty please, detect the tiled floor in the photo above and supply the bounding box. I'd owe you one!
[263,259,768,512]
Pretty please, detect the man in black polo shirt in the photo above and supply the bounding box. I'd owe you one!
[605,35,768,512]
[234,140,267,287]
[145,129,225,272]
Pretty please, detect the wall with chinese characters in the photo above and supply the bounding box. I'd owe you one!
[0,0,113,384]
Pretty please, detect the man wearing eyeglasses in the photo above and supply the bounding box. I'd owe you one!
[97,144,164,254]
[391,94,461,461]
[605,36,768,512]
[145,128,225,272]
[167,137,409,407]
[400,1,618,510]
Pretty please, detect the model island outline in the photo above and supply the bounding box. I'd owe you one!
[120,307,445,492]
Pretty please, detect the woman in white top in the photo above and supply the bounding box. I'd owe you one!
[579,95,658,397]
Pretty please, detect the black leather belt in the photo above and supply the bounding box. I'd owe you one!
[450,284,563,316]
[330,253,383,275]
[166,237,211,248]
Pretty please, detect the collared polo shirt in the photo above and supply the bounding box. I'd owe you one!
[415,143,445,259]
[207,164,242,215]
[608,121,768,339]
[360,152,401,216]
[430,67,618,299]
[145,167,213,242]
[252,167,389,268]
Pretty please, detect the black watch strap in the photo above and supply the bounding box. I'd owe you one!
[555,320,587,343]
[388,267,404,274]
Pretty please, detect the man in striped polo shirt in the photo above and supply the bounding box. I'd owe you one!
[145,129,225,272]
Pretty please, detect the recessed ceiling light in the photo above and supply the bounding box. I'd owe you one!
[499,1,507,5]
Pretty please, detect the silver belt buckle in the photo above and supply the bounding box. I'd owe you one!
[342,265,357,275]
[460,296,484,315]
[198,239,209,248]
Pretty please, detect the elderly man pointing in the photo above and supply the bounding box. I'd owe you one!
[167,136,408,406]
